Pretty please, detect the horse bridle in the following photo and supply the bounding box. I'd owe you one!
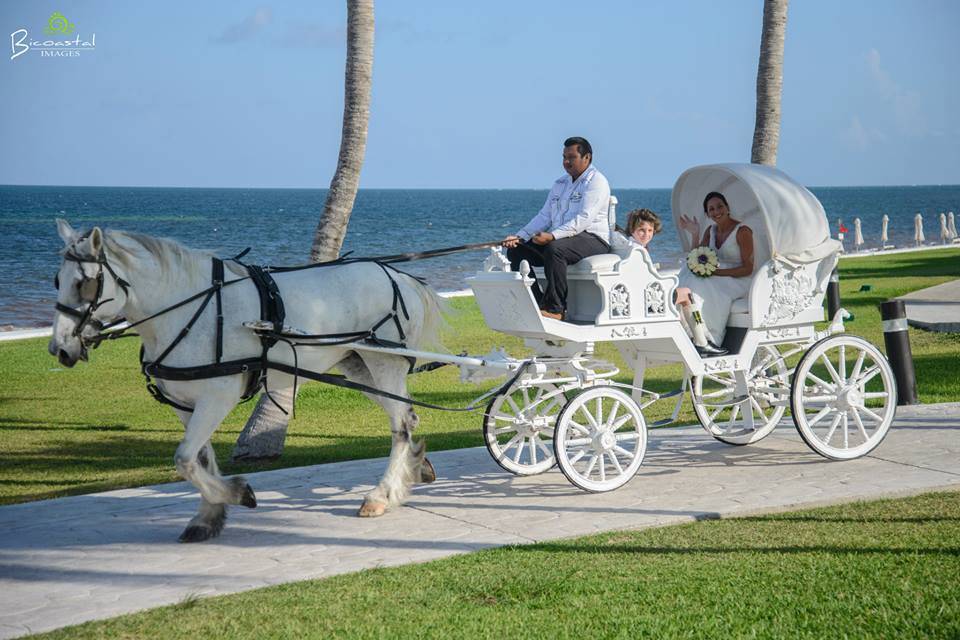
[54,242,131,343]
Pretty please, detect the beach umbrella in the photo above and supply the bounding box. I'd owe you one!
[854,217,864,251]
[914,213,925,246]
[949,212,958,241]
[880,214,890,247]
[940,213,950,244]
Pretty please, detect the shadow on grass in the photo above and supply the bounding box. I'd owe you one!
[841,252,960,280]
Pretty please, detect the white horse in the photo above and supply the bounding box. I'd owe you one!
[49,219,445,542]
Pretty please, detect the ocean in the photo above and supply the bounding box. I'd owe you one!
[1,184,958,329]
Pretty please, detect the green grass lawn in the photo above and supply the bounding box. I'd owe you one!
[30,490,960,639]
[1,247,958,505]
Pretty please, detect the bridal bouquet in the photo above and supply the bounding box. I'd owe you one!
[686,247,718,277]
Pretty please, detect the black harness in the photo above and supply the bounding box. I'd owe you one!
[57,241,522,416]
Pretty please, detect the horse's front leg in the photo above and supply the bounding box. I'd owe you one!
[173,399,257,543]
[340,354,426,518]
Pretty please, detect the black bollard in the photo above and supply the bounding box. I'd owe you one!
[826,266,841,320]
[879,300,918,405]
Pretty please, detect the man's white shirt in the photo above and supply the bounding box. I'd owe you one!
[516,165,611,244]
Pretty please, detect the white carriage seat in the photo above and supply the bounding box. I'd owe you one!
[567,196,622,276]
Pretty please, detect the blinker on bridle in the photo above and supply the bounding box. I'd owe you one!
[54,239,131,342]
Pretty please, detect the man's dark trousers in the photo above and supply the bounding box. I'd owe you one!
[506,232,610,314]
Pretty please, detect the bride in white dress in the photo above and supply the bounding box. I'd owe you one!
[676,192,755,354]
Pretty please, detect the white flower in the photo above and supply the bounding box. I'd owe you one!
[686,247,718,277]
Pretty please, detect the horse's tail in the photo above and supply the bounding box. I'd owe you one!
[399,274,449,350]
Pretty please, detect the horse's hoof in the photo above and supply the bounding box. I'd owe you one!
[240,484,257,509]
[357,499,388,518]
[419,457,436,484]
[179,525,218,543]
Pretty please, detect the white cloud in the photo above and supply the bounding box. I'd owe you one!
[843,115,886,150]
[213,7,273,44]
[865,48,926,136]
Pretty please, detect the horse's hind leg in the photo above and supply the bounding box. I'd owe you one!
[338,353,428,518]
[174,400,257,543]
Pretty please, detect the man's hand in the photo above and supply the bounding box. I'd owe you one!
[532,232,554,245]
[502,235,521,249]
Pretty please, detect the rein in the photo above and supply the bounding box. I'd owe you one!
[56,238,508,416]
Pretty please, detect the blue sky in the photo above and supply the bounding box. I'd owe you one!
[1,1,957,188]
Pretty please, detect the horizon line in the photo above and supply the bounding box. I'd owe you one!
[3,182,960,191]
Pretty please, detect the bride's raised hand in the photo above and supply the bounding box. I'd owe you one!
[678,214,700,239]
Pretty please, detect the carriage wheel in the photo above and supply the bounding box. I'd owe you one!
[790,335,897,460]
[553,387,647,492]
[692,346,790,445]
[483,383,563,475]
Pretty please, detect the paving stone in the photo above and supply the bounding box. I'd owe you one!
[0,402,958,639]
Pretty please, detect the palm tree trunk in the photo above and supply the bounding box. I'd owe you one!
[751,0,789,166]
[232,0,375,461]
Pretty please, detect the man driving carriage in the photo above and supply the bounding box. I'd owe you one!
[502,137,611,320]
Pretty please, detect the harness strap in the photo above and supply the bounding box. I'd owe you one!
[213,258,225,364]
[143,357,531,413]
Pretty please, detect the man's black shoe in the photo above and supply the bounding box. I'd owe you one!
[695,341,728,357]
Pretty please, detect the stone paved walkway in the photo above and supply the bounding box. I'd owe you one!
[899,279,960,333]
[2,402,958,639]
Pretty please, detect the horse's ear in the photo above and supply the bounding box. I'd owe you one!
[56,218,77,245]
[89,227,103,255]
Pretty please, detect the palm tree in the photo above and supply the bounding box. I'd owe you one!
[232,0,375,460]
[751,0,789,166]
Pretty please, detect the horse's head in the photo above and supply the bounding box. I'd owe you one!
[49,219,130,367]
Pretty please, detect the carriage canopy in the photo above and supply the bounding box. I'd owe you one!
[671,163,840,266]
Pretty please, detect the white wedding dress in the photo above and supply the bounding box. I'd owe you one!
[678,224,752,344]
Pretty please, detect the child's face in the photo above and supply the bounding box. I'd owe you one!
[631,221,656,247]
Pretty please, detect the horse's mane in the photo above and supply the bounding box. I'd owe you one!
[103,231,246,280]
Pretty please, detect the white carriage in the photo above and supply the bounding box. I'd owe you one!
[464,163,898,492]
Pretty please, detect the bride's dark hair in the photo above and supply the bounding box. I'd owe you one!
[702,191,729,212]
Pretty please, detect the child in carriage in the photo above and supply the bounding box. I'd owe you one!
[622,206,734,357]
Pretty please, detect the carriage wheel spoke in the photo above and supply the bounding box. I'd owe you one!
[512,439,525,463]
[807,405,833,427]
[820,353,844,385]
[607,451,624,474]
[605,400,622,429]
[707,406,725,423]
[725,403,741,430]
[584,454,599,478]
[495,426,518,435]
[521,386,531,409]
[502,433,522,454]
[615,431,641,442]
[851,409,870,441]
[569,420,590,435]
[613,445,635,459]
[842,413,849,448]
[749,396,766,419]
[581,406,600,430]
[803,395,839,403]
[856,365,881,387]
[492,413,517,423]
[823,413,843,443]
[839,344,846,381]
[612,413,633,430]
[806,372,836,392]
[506,396,522,416]
[528,437,537,464]
[598,457,606,482]
[862,392,889,400]
[860,406,885,424]
[850,350,866,383]
[564,436,593,448]
[536,439,553,459]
